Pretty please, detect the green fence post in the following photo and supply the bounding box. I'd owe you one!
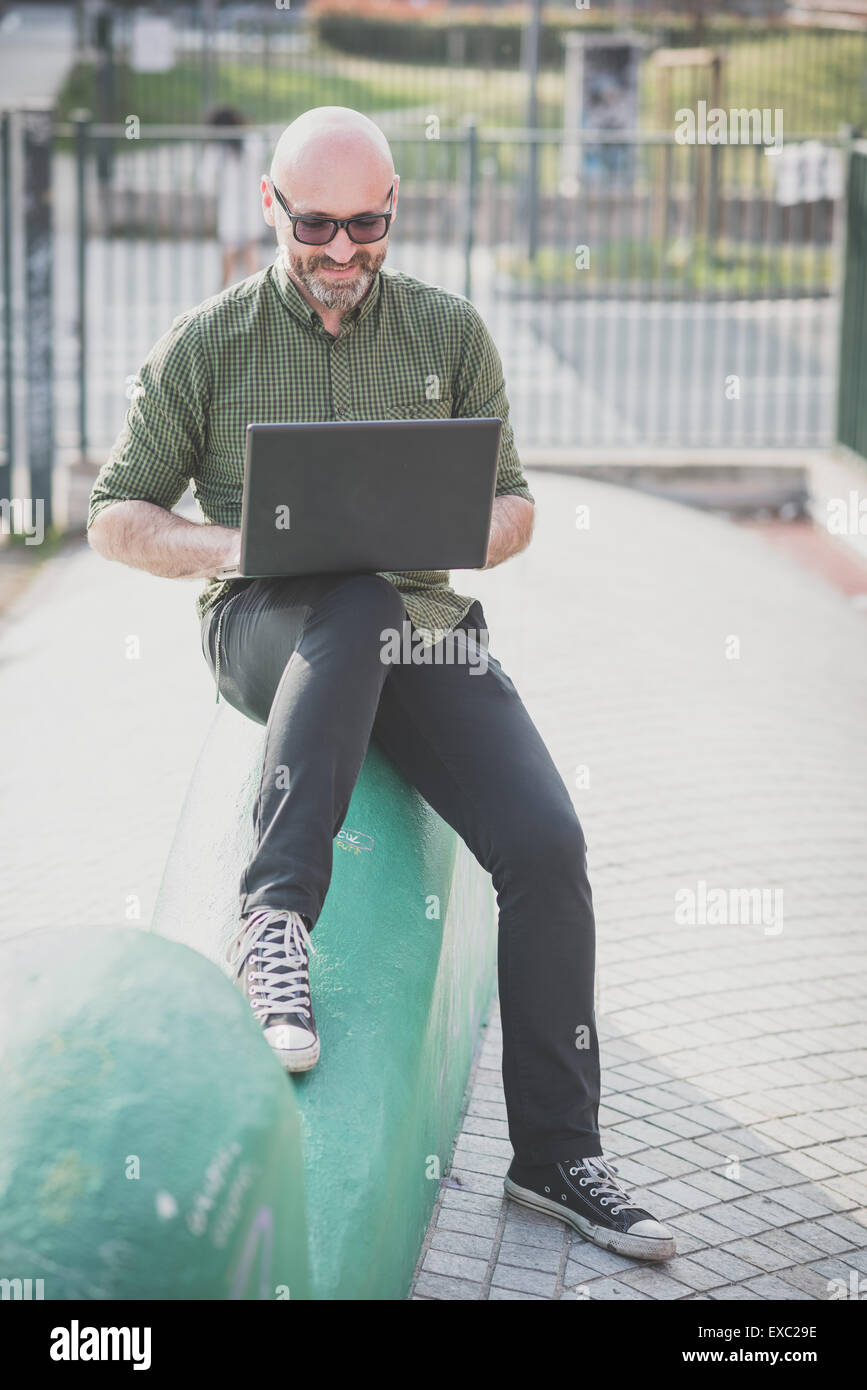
[522,0,542,262]
[1,110,13,504]
[21,103,54,533]
[73,109,91,466]
[94,1,115,185]
[201,0,218,115]
[851,149,867,459]
[462,117,477,302]
[834,127,862,457]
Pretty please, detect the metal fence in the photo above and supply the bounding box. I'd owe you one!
[837,141,867,463]
[0,110,846,525]
[64,6,867,135]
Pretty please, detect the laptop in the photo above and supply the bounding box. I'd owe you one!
[215,417,502,580]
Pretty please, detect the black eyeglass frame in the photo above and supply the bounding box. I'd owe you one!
[270,183,395,245]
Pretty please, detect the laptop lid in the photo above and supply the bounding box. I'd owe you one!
[236,418,502,579]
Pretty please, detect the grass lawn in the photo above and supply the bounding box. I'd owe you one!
[498,235,835,296]
[56,28,867,135]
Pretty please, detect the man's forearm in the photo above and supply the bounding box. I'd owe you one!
[87,500,240,580]
[481,495,534,571]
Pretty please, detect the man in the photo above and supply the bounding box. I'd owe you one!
[206,105,264,288]
[87,106,676,1263]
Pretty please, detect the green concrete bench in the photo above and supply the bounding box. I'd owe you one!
[0,924,312,1300]
[150,700,499,1299]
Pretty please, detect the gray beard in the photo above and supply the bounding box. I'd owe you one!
[281,245,381,311]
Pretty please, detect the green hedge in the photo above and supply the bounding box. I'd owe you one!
[312,10,844,70]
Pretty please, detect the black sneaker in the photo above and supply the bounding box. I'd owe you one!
[226,908,319,1072]
[504,1154,676,1262]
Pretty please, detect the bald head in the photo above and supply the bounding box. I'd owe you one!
[264,107,398,318]
[270,106,394,189]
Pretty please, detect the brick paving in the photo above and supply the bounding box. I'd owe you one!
[410,471,867,1300]
[1,470,865,1300]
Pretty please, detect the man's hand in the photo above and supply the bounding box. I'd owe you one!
[480,495,534,571]
[215,530,242,578]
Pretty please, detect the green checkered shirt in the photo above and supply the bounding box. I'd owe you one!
[87,253,534,640]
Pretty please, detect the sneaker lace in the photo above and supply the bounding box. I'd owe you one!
[226,909,316,1024]
[573,1156,643,1216]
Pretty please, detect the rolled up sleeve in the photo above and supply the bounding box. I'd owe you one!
[87,311,210,529]
[454,300,534,504]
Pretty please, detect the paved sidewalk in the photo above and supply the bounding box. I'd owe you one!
[0,535,214,938]
[1,472,865,1302]
[409,475,867,1301]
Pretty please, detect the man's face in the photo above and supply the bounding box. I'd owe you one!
[264,170,397,312]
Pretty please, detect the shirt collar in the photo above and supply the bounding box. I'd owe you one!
[270,250,381,332]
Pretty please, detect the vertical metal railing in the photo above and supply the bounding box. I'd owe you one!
[461,118,477,301]
[21,118,849,460]
[0,111,13,504]
[836,141,867,461]
[74,110,90,464]
[22,104,55,532]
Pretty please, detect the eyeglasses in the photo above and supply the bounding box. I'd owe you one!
[271,183,395,246]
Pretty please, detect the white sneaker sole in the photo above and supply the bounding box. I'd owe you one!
[504,1176,677,1262]
[273,1036,320,1073]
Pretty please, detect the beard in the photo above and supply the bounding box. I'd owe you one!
[280,241,388,311]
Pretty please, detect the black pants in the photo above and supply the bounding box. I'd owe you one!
[201,572,602,1165]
